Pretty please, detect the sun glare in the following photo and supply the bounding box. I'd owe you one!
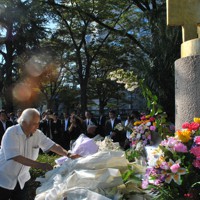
[12,82,32,102]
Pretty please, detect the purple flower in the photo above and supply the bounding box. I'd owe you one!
[143,139,148,145]
[161,137,178,148]
[147,134,151,140]
[154,179,162,185]
[167,137,178,147]
[141,168,153,189]
[141,179,149,189]
[173,142,188,153]
[150,125,156,131]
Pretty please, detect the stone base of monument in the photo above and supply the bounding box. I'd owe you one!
[175,54,200,129]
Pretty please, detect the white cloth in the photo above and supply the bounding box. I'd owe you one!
[35,151,128,200]
[0,124,55,190]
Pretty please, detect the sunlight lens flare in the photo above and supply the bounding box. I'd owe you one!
[12,83,32,102]
[25,56,46,77]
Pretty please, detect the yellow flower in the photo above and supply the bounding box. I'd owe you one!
[156,156,165,168]
[145,115,151,119]
[175,129,192,143]
[153,147,163,155]
[194,117,200,124]
[134,121,142,126]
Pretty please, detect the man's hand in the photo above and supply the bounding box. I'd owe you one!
[50,144,81,159]
[39,163,53,171]
[13,155,53,171]
[68,153,81,159]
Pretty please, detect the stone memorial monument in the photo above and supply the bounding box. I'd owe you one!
[167,0,200,129]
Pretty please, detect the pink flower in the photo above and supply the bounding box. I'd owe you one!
[182,121,200,131]
[193,159,200,169]
[190,146,200,159]
[149,117,155,122]
[170,163,180,173]
[131,141,137,146]
[173,142,188,153]
[194,136,200,145]
[188,122,200,131]
[160,161,169,170]
[150,125,156,131]
[161,137,178,148]
[182,122,190,129]
[141,116,146,120]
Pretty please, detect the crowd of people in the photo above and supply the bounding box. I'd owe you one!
[0,108,141,150]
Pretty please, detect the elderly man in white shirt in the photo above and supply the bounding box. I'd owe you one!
[0,108,79,200]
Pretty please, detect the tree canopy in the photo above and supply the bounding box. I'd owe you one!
[0,0,181,121]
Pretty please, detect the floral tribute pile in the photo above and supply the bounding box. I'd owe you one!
[116,113,174,160]
[142,118,200,200]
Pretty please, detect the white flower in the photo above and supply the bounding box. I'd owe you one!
[110,77,117,81]
[146,122,151,126]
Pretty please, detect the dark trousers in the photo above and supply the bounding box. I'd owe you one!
[62,131,70,150]
[0,181,29,200]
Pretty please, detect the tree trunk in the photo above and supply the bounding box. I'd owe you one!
[80,83,88,115]
[4,26,14,112]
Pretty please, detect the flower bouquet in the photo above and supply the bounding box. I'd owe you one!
[116,113,173,162]
[122,114,165,166]
[142,118,200,200]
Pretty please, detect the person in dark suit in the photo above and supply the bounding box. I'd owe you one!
[39,109,53,139]
[83,111,97,135]
[105,110,126,146]
[9,112,17,125]
[12,109,23,125]
[98,112,107,137]
[68,114,84,149]
[51,113,62,144]
[0,110,13,145]
[61,112,71,150]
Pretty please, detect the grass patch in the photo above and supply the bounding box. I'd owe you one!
[28,153,60,200]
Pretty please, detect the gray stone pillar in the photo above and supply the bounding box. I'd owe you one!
[175,55,200,129]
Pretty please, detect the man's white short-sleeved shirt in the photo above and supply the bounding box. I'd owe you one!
[0,124,55,190]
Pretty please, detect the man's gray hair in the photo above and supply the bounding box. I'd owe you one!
[17,108,40,125]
